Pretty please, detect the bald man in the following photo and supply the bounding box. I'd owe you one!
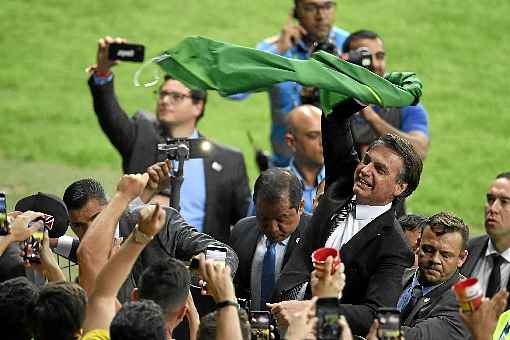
[285,105,324,214]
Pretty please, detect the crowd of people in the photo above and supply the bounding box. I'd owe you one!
[1,0,508,339]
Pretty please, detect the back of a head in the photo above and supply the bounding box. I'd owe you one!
[110,300,166,340]
[0,277,39,340]
[253,168,304,209]
[31,281,87,340]
[368,133,423,201]
[137,259,191,317]
[63,178,107,211]
[423,212,470,250]
[399,214,427,232]
[198,308,251,340]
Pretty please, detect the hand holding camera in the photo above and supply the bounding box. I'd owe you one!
[195,253,235,303]
[8,210,46,242]
[116,173,150,202]
[142,160,173,201]
[94,36,145,75]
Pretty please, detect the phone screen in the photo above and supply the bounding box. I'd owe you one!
[0,193,8,235]
[205,246,227,267]
[316,298,341,340]
[377,307,401,340]
[250,311,270,340]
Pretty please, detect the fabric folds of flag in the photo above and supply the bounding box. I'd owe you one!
[155,36,422,113]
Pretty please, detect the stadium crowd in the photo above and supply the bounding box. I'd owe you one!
[1,1,509,340]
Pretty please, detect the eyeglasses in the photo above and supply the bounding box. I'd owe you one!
[157,90,192,103]
[300,1,337,14]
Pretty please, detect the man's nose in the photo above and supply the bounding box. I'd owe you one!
[487,199,502,213]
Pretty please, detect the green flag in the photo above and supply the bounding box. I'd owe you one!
[155,36,422,113]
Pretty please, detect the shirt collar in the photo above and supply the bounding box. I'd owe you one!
[262,234,291,247]
[411,269,445,295]
[191,129,200,139]
[485,239,510,263]
[355,200,392,221]
[288,158,325,188]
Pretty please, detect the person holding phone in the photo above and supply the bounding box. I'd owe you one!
[229,0,349,167]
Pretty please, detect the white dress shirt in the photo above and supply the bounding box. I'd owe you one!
[472,238,510,292]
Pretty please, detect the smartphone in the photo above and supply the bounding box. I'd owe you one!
[205,245,227,267]
[108,42,145,62]
[0,193,8,235]
[376,307,401,340]
[250,311,271,340]
[23,214,54,263]
[316,298,342,340]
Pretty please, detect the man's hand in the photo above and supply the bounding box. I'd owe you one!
[196,253,236,303]
[460,290,509,340]
[185,292,200,340]
[96,36,126,74]
[8,210,45,242]
[137,204,166,238]
[116,173,149,202]
[267,299,314,330]
[31,230,66,282]
[311,257,345,299]
[141,160,172,203]
[276,13,307,54]
[285,296,318,340]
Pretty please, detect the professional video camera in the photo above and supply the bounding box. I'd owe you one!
[341,47,373,71]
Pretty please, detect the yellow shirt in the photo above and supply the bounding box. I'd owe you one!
[81,329,110,340]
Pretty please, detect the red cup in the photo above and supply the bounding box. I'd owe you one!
[311,247,341,273]
[452,277,483,312]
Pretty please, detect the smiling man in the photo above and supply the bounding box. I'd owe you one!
[462,172,510,309]
[398,212,470,340]
[273,99,423,336]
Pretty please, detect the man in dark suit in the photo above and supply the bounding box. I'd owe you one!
[462,172,510,309]
[397,212,470,340]
[87,36,250,244]
[272,99,423,335]
[230,168,309,310]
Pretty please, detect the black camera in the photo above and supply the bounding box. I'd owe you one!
[250,311,271,340]
[343,47,373,71]
[157,138,212,161]
[108,43,145,63]
[316,298,342,340]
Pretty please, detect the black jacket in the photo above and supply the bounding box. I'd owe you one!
[274,100,414,336]
[230,214,310,302]
[400,269,471,340]
[88,77,251,244]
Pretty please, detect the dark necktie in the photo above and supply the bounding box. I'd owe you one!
[328,198,356,235]
[486,254,504,298]
[400,285,422,322]
[260,239,276,309]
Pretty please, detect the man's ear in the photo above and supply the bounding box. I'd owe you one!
[298,199,305,215]
[131,288,139,302]
[393,181,408,198]
[458,249,469,268]
[285,131,296,151]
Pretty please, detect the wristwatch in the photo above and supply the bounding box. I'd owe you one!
[215,299,239,310]
[132,225,153,245]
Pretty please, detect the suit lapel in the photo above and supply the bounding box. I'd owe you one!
[283,215,308,267]
[239,226,261,290]
[202,148,215,235]
[462,235,489,276]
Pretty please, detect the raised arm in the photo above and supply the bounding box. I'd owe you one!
[83,204,166,333]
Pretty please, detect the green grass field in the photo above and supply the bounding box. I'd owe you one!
[1,0,509,235]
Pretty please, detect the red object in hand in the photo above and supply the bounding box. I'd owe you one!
[311,247,341,273]
[452,277,483,312]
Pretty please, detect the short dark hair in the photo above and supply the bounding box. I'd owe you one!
[342,29,382,53]
[63,178,107,211]
[137,259,191,316]
[110,300,166,340]
[31,281,87,340]
[253,168,304,210]
[368,133,423,201]
[163,75,208,121]
[198,308,251,340]
[0,277,39,340]
[422,212,470,251]
[496,172,510,180]
[399,214,427,233]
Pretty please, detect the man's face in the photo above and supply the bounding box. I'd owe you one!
[295,0,336,42]
[156,79,202,127]
[485,178,510,239]
[256,196,303,242]
[286,107,323,168]
[418,226,467,285]
[69,198,106,239]
[349,37,386,77]
[353,145,407,205]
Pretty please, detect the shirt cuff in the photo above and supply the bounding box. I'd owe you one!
[92,73,113,86]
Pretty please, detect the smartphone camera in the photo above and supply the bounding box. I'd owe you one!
[108,42,145,63]
[377,307,401,340]
[250,311,271,340]
[316,298,342,340]
[0,193,8,235]
[23,214,54,263]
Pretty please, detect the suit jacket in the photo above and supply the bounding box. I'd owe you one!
[88,77,251,244]
[230,214,310,301]
[461,235,510,310]
[274,99,414,336]
[400,269,470,340]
